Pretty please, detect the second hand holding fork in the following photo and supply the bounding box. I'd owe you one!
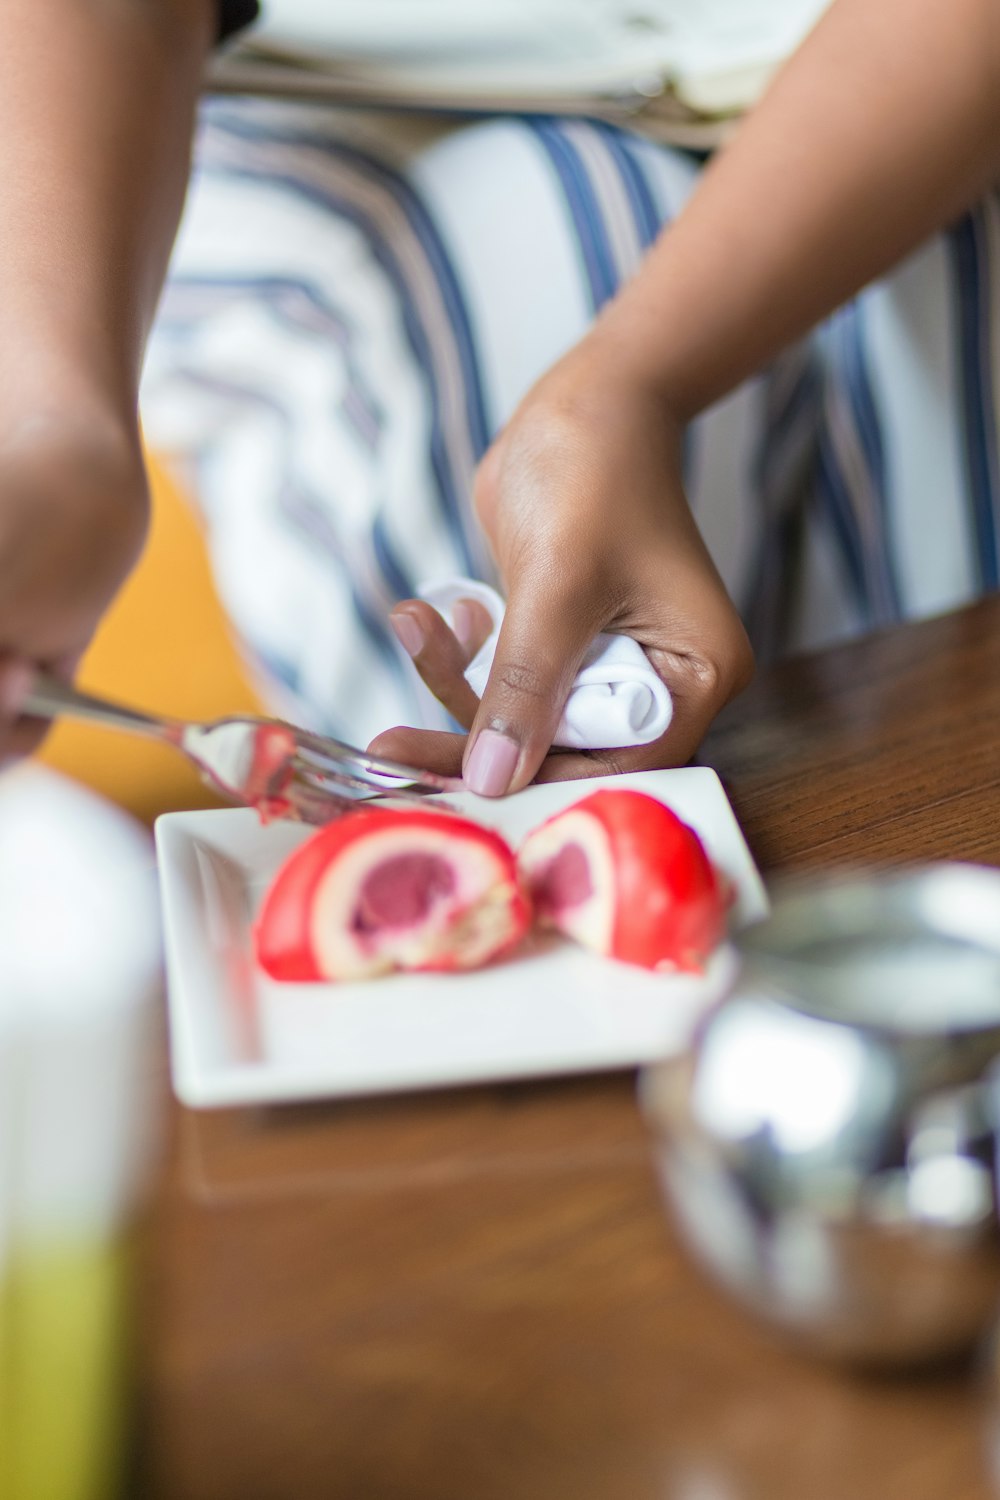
[22,671,463,825]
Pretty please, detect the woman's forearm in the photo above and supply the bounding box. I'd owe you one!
[0,0,215,443]
[602,0,1000,419]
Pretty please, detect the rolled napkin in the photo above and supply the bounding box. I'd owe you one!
[418,578,673,750]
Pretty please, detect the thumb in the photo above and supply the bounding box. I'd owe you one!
[462,578,598,797]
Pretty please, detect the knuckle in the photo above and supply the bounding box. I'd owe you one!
[589,747,631,778]
[495,660,550,702]
[687,654,724,697]
[661,649,722,702]
[664,618,755,710]
[710,621,756,703]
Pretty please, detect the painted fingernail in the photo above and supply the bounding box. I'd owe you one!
[390,611,424,658]
[452,600,475,650]
[0,661,34,721]
[465,729,519,797]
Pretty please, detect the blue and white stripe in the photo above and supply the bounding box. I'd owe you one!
[949,197,1000,591]
[141,98,1000,742]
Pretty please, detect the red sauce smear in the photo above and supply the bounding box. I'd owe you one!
[247,724,297,824]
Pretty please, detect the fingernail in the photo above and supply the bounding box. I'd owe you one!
[0,661,34,721]
[465,729,519,797]
[452,600,475,650]
[390,611,424,658]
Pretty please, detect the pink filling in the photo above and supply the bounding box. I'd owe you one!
[533,842,592,916]
[352,852,457,932]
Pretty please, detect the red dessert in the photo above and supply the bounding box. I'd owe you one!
[518,789,727,972]
[254,806,530,982]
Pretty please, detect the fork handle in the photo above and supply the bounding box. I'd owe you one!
[23,670,174,741]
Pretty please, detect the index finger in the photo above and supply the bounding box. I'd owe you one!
[0,656,47,763]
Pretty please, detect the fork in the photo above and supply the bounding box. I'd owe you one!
[23,671,463,825]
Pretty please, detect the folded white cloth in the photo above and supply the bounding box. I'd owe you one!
[419,578,673,749]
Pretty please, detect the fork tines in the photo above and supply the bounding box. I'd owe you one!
[290,729,461,802]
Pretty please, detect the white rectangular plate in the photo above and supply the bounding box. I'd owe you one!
[155,767,768,1108]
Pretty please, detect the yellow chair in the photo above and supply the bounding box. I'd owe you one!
[34,459,264,825]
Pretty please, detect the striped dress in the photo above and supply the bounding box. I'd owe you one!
[140,98,1000,745]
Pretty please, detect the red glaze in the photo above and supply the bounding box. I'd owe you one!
[246,724,297,823]
[520,789,727,972]
[254,806,529,982]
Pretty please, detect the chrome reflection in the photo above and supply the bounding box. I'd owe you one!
[642,865,1000,1368]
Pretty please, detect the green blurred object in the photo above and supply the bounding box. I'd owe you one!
[5,1237,132,1500]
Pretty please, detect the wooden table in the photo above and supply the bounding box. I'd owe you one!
[140,597,1000,1500]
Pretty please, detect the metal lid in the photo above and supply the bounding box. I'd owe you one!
[736,864,1000,1036]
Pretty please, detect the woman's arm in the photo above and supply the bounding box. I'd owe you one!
[378,0,1000,795]
[602,0,1000,417]
[0,0,217,432]
[0,0,216,755]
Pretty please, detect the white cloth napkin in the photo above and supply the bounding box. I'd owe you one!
[419,578,673,749]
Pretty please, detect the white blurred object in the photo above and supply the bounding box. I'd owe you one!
[213,0,834,145]
[0,763,163,1500]
[420,577,674,749]
[0,763,163,1245]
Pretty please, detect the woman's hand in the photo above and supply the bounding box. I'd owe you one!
[0,0,217,764]
[371,332,754,793]
[0,418,149,761]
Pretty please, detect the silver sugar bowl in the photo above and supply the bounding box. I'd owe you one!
[640,864,1000,1367]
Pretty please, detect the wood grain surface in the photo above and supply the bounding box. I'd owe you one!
[138,598,1000,1500]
